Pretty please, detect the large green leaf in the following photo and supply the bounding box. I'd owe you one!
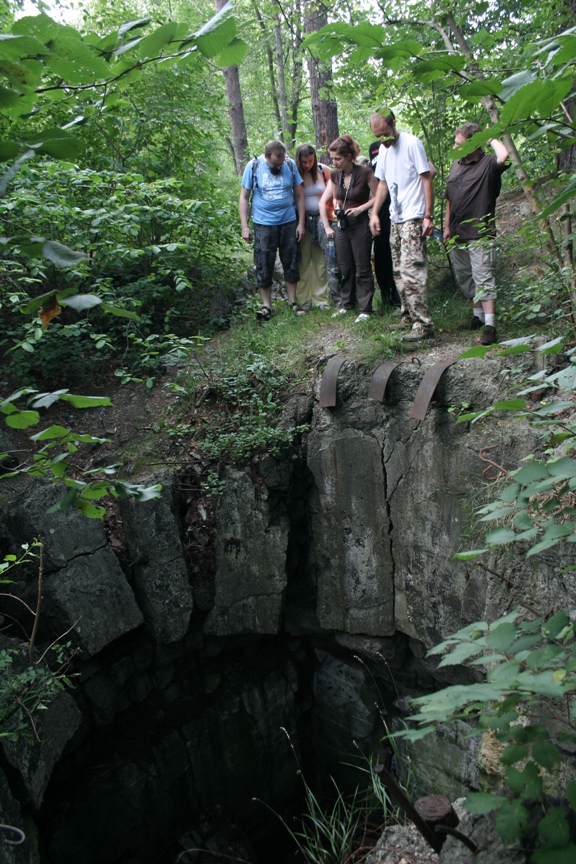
[30,390,69,410]
[118,17,152,38]
[458,80,502,100]
[464,792,507,814]
[486,527,517,545]
[215,38,248,67]
[501,77,572,126]
[60,394,113,408]
[514,462,549,483]
[43,241,88,267]
[0,33,50,60]
[26,128,84,160]
[500,70,538,101]
[193,6,237,58]
[59,293,101,311]
[485,623,519,653]
[138,22,179,60]
[413,55,467,76]
[11,12,62,41]
[5,410,40,429]
[494,799,529,844]
[100,303,140,320]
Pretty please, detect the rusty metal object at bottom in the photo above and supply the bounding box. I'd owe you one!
[410,360,456,421]
[318,356,347,408]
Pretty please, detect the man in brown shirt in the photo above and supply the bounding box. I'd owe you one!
[444,123,509,345]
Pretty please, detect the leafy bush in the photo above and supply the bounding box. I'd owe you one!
[451,336,576,561]
[187,351,309,464]
[0,162,244,385]
[402,609,576,862]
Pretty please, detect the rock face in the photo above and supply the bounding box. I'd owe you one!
[204,468,289,634]
[1,349,569,864]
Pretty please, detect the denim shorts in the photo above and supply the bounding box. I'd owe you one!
[253,221,300,288]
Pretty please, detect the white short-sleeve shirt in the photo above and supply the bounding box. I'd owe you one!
[374,132,430,223]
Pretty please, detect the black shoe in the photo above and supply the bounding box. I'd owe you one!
[459,315,483,331]
[256,305,271,321]
[480,325,497,346]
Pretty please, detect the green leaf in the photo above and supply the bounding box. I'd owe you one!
[215,37,248,67]
[43,241,88,267]
[458,80,502,100]
[486,527,517,545]
[118,17,152,38]
[193,6,236,58]
[500,744,529,766]
[19,289,56,315]
[0,139,20,159]
[514,463,549,483]
[485,622,518,653]
[532,843,576,864]
[60,293,101,311]
[453,548,488,560]
[25,128,85,160]
[30,425,70,441]
[532,401,575,416]
[494,799,529,843]
[75,499,106,519]
[437,641,484,667]
[463,792,507,814]
[493,399,527,411]
[30,390,68,410]
[138,21,178,59]
[532,740,560,772]
[516,669,567,697]
[546,363,576,391]
[5,410,39,429]
[458,344,497,359]
[536,806,570,850]
[506,761,542,798]
[500,70,538,101]
[113,481,162,501]
[100,302,140,320]
[60,394,113,408]
[543,611,570,639]
[548,458,576,480]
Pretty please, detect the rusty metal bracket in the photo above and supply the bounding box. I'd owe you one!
[368,362,400,403]
[318,356,347,408]
[410,360,456,421]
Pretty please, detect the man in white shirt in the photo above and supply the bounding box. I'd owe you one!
[369,111,434,341]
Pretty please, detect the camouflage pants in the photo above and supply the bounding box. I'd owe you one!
[390,219,432,327]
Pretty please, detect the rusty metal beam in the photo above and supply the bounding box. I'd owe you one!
[368,362,400,403]
[410,360,456,421]
[318,356,347,408]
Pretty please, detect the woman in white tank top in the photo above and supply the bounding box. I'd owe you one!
[294,144,331,311]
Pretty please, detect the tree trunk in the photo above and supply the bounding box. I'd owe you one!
[304,1,339,159]
[215,0,249,174]
[252,2,282,135]
[272,0,290,142]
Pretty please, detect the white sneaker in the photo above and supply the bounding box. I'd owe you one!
[355,313,370,323]
[331,308,348,318]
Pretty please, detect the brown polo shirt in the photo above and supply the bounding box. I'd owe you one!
[445,152,510,243]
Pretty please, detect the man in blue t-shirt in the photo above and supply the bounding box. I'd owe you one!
[239,140,306,321]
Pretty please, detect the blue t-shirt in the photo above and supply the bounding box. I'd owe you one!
[241,156,302,226]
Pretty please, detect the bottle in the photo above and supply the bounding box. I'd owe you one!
[327,237,336,258]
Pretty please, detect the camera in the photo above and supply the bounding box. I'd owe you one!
[335,207,349,229]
